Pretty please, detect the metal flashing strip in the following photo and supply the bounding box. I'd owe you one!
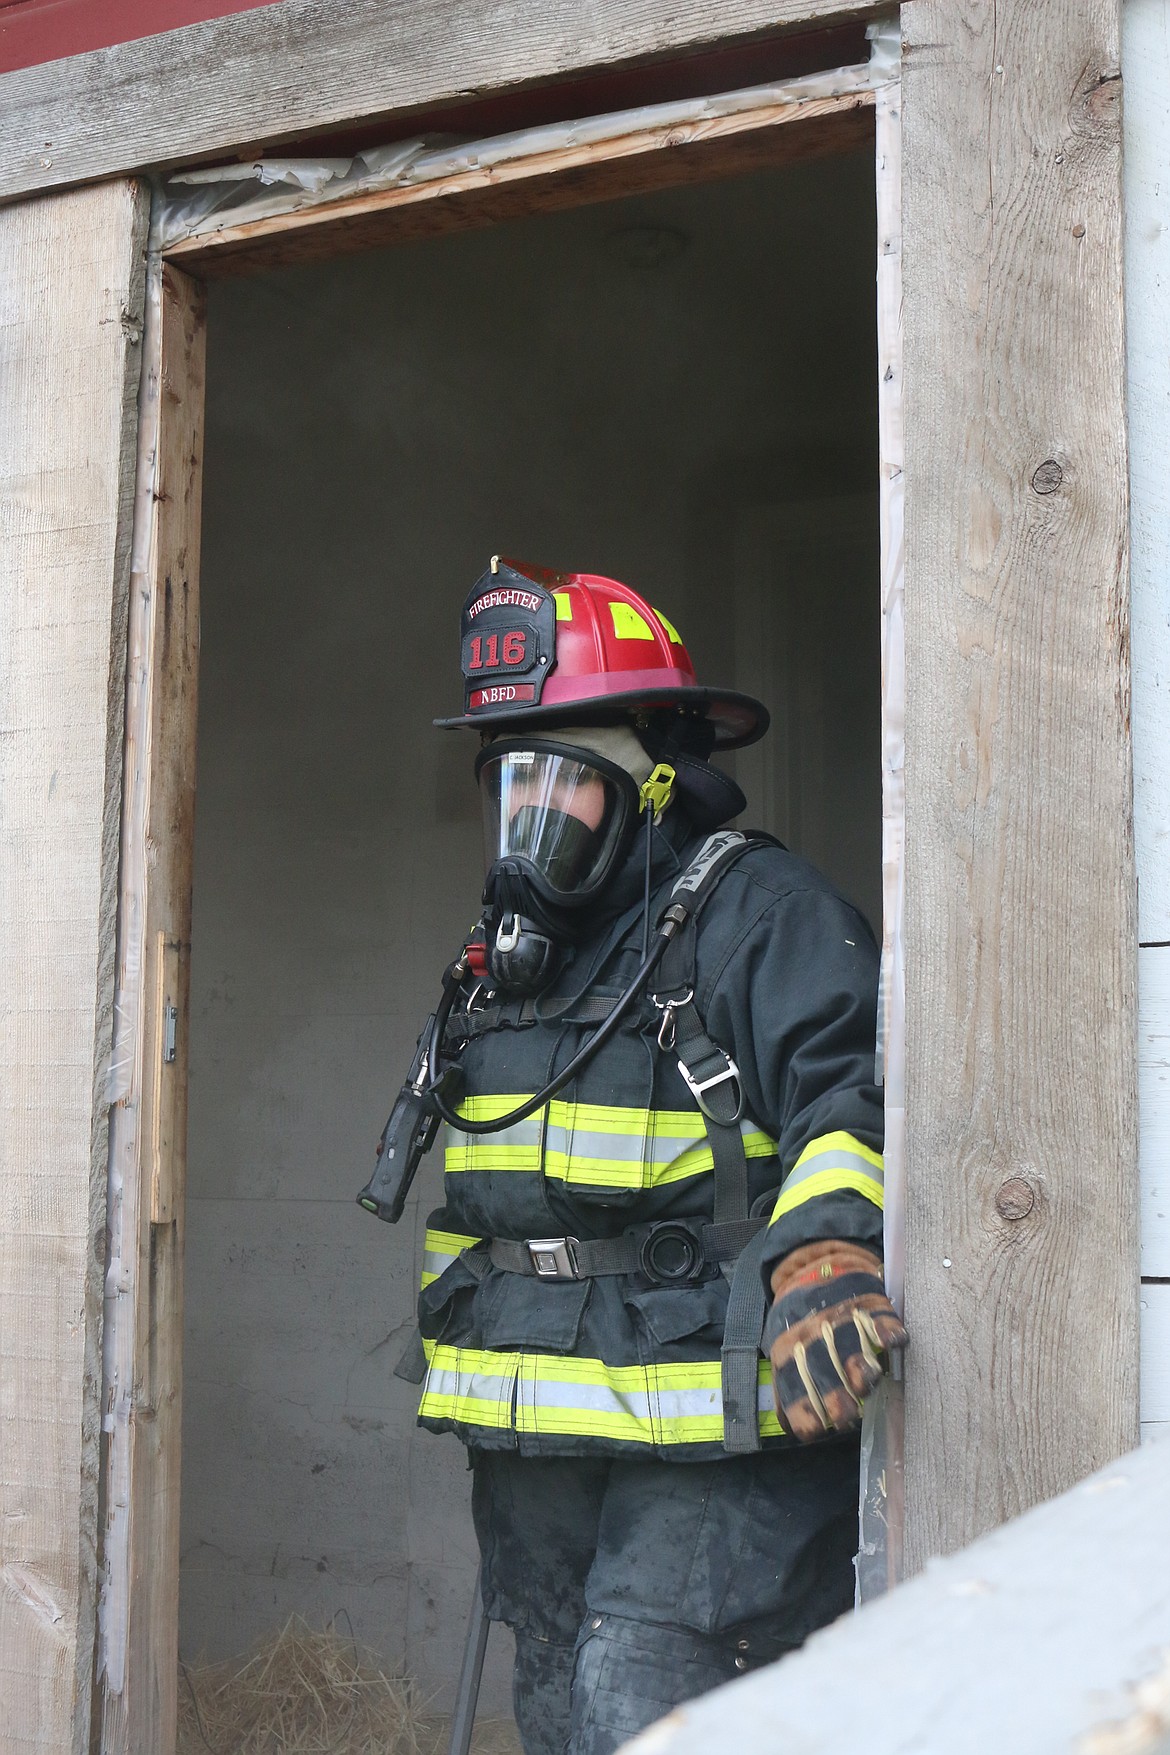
[857,10,903,1607]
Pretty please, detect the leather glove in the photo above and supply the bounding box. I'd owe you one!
[764,1240,907,1441]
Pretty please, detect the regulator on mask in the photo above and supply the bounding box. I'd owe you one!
[476,736,650,992]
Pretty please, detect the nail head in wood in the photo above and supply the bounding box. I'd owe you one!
[995,1177,1036,1221]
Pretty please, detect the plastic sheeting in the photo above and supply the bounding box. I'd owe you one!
[151,60,883,250]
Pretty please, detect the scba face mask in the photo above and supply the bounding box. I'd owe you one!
[475,737,645,992]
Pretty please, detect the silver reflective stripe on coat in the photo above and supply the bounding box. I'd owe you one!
[445,1097,777,1192]
[769,1130,884,1224]
[420,1344,785,1446]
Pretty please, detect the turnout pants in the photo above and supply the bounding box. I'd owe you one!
[471,1445,858,1755]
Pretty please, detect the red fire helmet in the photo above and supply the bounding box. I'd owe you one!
[435,557,768,750]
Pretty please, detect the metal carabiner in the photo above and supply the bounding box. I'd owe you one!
[652,988,693,1050]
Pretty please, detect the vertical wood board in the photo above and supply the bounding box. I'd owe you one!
[900,0,1137,1567]
[1141,1283,1170,1425]
[1123,0,1170,945]
[0,179,148,1755]
[94,263,206,1755]
[1140,943,1170,1276]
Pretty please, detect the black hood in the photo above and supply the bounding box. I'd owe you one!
[587,803,706,928]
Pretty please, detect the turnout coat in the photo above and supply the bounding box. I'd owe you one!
[415,810,885,1461]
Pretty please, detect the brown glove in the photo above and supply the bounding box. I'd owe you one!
[764,1240,907,1441]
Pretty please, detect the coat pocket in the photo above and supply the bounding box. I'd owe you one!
[624,1279,729,1347]
[473,1270,590,1353]
[418,1256,480,1344]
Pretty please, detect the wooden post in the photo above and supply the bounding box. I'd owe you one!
[900,0,1138,1566]
[0,179,148,1755]
[95,262,206,1755]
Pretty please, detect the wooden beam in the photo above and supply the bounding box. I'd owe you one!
[94,263,205,1755]
[168,84,874,277]
[900,0,1137,1568]
[0,178,148,1755]
[0,0,882,204]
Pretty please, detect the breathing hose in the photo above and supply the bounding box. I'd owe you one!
[424,904,682,1136]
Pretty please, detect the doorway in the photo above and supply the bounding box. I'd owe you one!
[178,146,879,1712]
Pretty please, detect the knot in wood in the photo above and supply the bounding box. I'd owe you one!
[1085,72,1122,125]
[995,1177,1035,1221]
[1031,459,1063,495]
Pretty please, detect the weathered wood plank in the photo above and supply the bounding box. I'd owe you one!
[167,83,874,277]
[0,0,881,204]
[1123,0,1170,946]
[630,1438,1170,1755]
[900,0,1137,1569]
[95,262,205,1755]
[1140,945,1170,1278]
[0,178,148,1755]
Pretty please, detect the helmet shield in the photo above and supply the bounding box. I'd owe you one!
[476,740,639,907]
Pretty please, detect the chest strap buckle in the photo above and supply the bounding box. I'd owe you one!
[527,1237,581,1279]
[678,1053,744,1123]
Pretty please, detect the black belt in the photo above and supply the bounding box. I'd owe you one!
[464,1217,764,1287]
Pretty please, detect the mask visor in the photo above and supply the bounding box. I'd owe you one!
[477,743,636,902]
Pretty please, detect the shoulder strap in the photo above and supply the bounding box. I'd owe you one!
[654,829,780,1454]
[653,830,775,1224]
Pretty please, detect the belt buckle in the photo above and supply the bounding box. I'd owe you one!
[527,1237,580,1279]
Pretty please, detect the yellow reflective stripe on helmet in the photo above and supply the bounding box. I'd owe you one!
[609,601,656,641]
[420,1226,482,1288]
[444,1096,778,1191]
[553,591,573,622]
[652,608,684,646]
[769,1130,884,1224]
[420,1346,784,1443]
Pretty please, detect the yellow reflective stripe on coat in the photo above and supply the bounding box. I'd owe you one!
[445,1096,777,1191]
[420,1226,482,1288]
[416,1346,519,1429]
[769,1130,884,1223]
[419,1344,785,1444]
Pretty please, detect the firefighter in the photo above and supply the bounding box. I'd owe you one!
[412,558,906,1755]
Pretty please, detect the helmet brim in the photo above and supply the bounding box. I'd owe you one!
[434,687,769,751]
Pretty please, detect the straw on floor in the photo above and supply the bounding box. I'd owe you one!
[178,1615,521,1755]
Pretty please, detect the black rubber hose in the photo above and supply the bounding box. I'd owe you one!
[425,923,675,1135]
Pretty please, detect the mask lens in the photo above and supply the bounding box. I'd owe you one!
[480,747,630,899]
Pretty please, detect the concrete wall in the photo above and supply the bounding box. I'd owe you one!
[179,147,879,1710]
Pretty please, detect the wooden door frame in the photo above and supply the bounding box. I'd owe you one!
[98,54,890,1754]
[0,1,1138,1749]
